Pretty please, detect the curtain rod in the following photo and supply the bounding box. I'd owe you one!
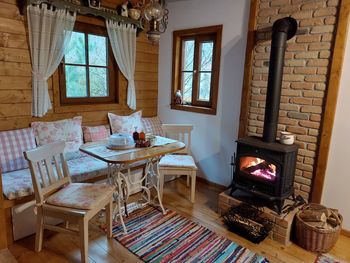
[19,0,143,28]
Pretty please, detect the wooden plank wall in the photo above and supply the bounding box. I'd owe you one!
[0,0,158,132]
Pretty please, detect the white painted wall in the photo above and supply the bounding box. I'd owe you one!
[322,28,350,230]
[158,0,250,186]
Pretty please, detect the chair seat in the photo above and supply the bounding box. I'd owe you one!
[158,154,197,170]
[46,183,114,210]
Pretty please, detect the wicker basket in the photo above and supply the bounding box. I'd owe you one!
[295,204,342,253]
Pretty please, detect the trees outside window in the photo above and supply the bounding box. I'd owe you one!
[59,22,118,105]
[171,25,222,115]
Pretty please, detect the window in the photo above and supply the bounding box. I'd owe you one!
[171,25,222,115]
[59,22,118,105]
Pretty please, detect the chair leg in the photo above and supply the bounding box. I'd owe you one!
[79,218,89,263]
[159,170,165,199]
[35,206,44,252]
[106,199,113,238]
[190,171,196,203]
[186,174,190,187]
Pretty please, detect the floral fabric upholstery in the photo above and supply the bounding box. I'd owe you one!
[31,116,83,155]
[159,154,197,170]
[1,169,34,200]
[108,111,143,134]
[83,125,110,142]
[0,128,37,173]
[141,117,164,136]
[68,156,109,182]
[46,183,114,210]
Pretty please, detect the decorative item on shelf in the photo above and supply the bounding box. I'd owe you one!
[143,0,169,43]
[174,89,182,105]
[117,0,129,17]
[133,131,155,148]
[129,8,141,20]
[88,0,100,9]
[280,131,295,145]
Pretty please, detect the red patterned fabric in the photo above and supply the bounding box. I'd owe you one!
[141,117,164,136]
[0,128,37,173]
[83,125,110,142]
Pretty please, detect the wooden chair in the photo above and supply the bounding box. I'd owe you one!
[158,124,197,203]
[24,141,114,263]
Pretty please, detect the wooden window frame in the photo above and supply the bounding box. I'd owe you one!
[171,25,222,115]
[59,21,118,105]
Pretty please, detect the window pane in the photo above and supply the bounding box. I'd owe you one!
[65,32,86,65]
[200,41,213,71]
[198,72,211,101]
[65,65,87,97]
[182,40,195,71]
[182,72,193,104]
[89,67,108,97]
[88,34,107,66]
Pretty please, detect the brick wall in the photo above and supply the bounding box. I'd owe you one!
[247,0,340,200]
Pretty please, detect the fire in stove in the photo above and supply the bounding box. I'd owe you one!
[239,157,277,182]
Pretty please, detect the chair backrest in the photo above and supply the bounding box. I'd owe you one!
[162,124,193,154]
[24,141,71,205]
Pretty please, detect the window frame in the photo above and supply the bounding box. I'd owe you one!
[171,25,222,115]
[59,21,118,105]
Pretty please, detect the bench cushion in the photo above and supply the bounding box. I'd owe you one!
[2,156,109,200]
[0,128,37,173]
[83,125,110,142]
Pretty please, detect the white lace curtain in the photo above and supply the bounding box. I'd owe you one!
[106,20,137,110]
[27,4,76,117]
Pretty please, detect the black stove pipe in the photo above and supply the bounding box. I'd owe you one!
[263,17,297,143]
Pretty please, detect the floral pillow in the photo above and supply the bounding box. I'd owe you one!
[83,125,110,142]
[31,116,83,155]
[108,111,143,134]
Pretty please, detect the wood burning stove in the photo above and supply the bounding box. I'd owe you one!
[231,17,299,214]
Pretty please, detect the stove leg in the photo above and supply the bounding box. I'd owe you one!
[276,199,284,215]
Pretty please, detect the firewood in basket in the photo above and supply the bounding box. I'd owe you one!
[300,210,327,222]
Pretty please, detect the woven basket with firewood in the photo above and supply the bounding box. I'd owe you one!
[295,203,342,252]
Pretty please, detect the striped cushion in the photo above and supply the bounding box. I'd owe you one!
[0,128,36,173]
[142,117,164,136]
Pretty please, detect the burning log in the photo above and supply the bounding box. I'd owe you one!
[243,161,273,174]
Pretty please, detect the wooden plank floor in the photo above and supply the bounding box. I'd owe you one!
[7,178,350,263]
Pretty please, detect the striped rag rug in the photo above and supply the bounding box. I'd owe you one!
[111,205,269,263]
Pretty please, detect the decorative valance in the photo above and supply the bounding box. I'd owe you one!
[19,0,143,28]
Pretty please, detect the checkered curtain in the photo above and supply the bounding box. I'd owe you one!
[106,20,137,110]
[27,4,75,117]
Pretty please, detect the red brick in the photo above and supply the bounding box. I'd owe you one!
[301,2,325,10]
[271,0,290,6]
[301,105,322,113]
[319,50,331,58]
[294,51,319,59]
[296,34,321,43]
[310,114,321,121]
[299,120,320,129]
[290,97,313,105]
[297,135,318,143]
[292,10,313,20]
[303,90,324,98]
[327,0,339,7]
[311,25,334,34]
[286,126,307,135]
[279,5,300,13]
[290,82,313,90]
[314,7,337,17]
[305,75,327,82]
[259,8,279,17]
[299,18,324,27]
[294,67,317,75]
[306,59,328,67]
[325,16,336,25]
[308,42,331,51]
[287,112,309,120]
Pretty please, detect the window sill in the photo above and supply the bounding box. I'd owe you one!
[170,104,217,115]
